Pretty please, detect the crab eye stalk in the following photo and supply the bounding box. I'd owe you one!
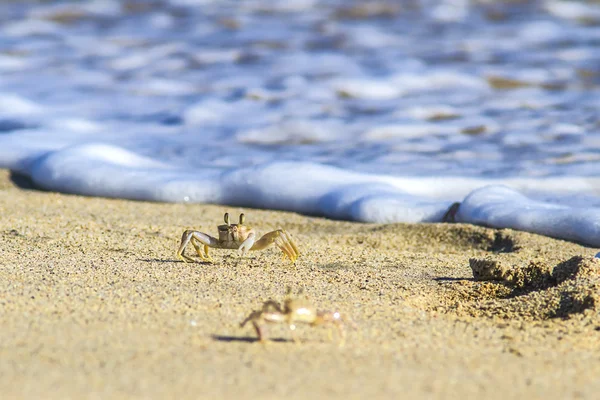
[224,212,230,226]
[239,213,245,225]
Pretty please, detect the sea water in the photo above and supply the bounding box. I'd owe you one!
[1,0,600,246]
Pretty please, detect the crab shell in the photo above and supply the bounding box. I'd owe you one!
[217,223,252,243]
[284,298,318,324]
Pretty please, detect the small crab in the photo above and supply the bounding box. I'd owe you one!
[177,212,299,264]
[240,289,354,344]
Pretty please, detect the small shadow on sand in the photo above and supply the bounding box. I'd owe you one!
[137,258,214,265]
[434,277,474,282]
[137,258,180,263]
[211,335,290,343]
[319,262,352,270]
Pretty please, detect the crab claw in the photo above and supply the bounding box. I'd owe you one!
[238,232,256,256]
[275,230,300,263]
[250,229,300,263]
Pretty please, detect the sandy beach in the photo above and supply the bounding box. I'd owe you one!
[1,168,600,399]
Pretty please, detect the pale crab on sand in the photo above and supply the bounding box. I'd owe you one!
[240,289,355,344]
[177,212,299,264]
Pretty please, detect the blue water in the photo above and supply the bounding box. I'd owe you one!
[1,0,600,246]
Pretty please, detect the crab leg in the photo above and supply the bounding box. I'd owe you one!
[258,300,278,312]
[240,311,267,341]
[190,240,214,263]
[177,230,218,263]
[253,321,267,342]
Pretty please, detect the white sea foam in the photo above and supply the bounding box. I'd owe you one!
[0,0,600,248]
[546,1,600,22]
[2,128,600,245]
[457,186,600,247]
[0,94,44,117]
[3,19,61,37]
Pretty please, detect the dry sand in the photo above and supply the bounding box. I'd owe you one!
[1,168,600,399]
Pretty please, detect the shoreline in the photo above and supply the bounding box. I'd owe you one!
[1,169,600,399]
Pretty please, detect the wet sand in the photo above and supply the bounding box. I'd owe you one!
[1,169,600,399]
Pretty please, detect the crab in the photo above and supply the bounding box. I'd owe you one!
[240,289,354,344]
[177,212,299,264]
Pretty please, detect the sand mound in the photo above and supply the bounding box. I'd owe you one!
[440,256,600,320]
